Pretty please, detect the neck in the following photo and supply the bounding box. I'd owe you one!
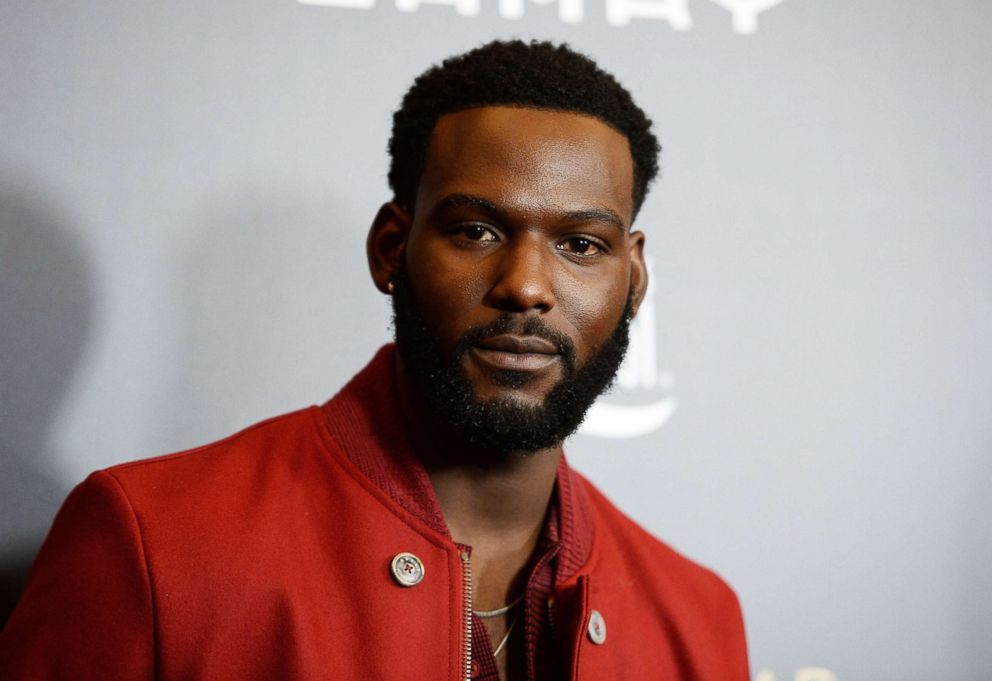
[394,353,561,608]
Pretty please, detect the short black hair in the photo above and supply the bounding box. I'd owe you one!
[388,39,661,221]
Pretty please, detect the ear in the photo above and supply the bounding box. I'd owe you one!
[367,202,412,294]
[628,230,648,318]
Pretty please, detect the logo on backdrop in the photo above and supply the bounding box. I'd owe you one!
[298,0,789,35]
[579,256,678,439]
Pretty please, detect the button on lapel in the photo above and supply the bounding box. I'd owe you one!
[390,552,425,587]
[587,609,606,645]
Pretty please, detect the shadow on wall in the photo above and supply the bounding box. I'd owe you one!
[0,183,94,626]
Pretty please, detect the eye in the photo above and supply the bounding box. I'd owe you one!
[558,236,603,257]
[458,224,499,242]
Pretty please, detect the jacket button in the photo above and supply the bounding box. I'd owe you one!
[587,609,607,645]
[390,552,425,587]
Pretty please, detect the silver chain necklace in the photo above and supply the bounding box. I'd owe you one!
[492,612,520,658]
[473,593,524,619]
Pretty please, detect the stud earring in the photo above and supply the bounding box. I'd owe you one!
[386,280,395,294]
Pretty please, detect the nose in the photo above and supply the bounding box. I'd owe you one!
[482,235,556,313]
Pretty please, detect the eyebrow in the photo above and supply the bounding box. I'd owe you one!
[432,193,628,232]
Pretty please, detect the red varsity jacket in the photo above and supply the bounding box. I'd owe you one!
[0,346,749,680]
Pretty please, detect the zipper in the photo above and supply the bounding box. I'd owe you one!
[460,549,473,681]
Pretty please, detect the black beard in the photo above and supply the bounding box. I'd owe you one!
[390,267,632,457]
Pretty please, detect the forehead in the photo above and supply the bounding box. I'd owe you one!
[417,106,635,224]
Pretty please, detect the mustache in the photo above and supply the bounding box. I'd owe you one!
[454,314,577,373]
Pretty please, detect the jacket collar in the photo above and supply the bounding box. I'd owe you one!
[320,344,594,585]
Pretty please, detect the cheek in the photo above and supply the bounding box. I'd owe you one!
[556,267,631,350]
[405,240,488,335]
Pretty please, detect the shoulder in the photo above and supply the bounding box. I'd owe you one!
[86,406,339,530]
[575,471,745,633]
[565,472,750,679]
[103,406,326,493]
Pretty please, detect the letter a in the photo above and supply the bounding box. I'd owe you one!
[605,0,691,29]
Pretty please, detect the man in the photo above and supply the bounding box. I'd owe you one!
[0,40,748,680]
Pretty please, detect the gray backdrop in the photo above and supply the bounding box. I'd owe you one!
[2,1,990,679]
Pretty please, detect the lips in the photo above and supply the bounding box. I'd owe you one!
[470,334,560,372]
[474,334,558,355]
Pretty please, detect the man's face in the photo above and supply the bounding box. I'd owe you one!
[387,106,647,453]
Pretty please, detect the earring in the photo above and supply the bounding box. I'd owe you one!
[386,280,395,294]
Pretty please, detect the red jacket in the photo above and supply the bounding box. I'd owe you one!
[1,347,749,680]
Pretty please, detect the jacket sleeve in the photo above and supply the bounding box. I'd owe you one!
[0,470,154,680]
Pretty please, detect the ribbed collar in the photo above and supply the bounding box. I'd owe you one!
[319,344,594,586]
